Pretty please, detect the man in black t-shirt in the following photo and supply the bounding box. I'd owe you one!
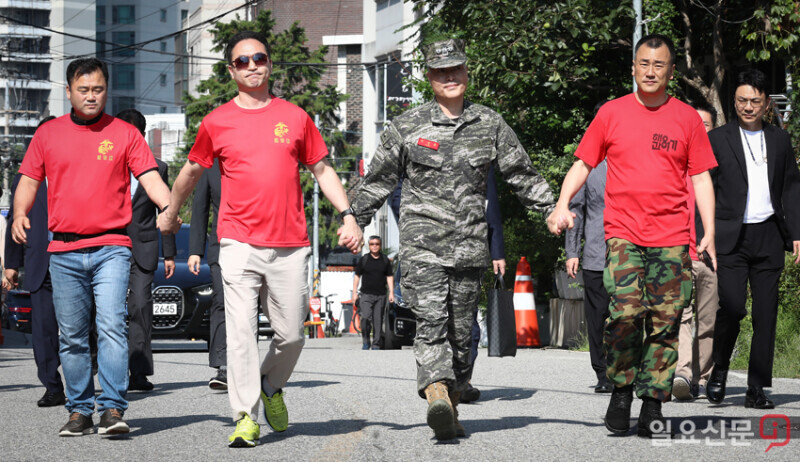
[352,236,394,349]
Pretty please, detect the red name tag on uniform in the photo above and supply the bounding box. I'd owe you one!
[417,138,440,150]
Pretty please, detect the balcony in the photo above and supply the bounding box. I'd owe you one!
[0,1,51,10]
[0,78,51,90]
[0,25,51,37]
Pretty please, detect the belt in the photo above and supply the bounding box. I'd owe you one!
[51,228,128,243]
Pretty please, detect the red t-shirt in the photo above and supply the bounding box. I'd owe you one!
[20,113,157,252]
[188,98,328,247]
[575,94,717,247]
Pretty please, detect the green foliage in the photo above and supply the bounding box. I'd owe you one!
[175,10,353,248]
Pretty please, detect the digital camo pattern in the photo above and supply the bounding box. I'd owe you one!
[351,100,554,268]
[401,262,482,398]
[602,238,692,403]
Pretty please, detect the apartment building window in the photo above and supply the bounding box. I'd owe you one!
[115,97,136,113]
[160,9,167,22]
[96,6,106,26]
[112,32,136,57]
[160,74,167,87]
[160,41,167,52]
[112,5,135,25]
[113,64,136,90]
[160,107,167,114]
[96,32,106,57]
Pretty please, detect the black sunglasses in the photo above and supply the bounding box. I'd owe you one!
[231,52,269,70]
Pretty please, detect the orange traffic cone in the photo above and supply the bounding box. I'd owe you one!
[514,256,540,347]
[309,297,325,338]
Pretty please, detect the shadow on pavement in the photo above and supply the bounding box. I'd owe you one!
[477,387,536,401]
[126,380,208,401]
[287,380,340,388]
[127,414,230,437]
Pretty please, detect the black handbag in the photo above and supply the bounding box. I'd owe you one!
[486,272,517,357]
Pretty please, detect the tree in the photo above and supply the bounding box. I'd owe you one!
[176,10,354,248]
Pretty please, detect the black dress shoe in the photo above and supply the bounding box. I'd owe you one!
[604,385,633,434]
[128,375,154,391]
[594,379,613,394]
[38,390,66,407]
[706,366,728,404]
[460,384,481,403]
[744,386,775,409]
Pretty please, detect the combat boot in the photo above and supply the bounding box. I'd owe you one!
[604,385,633,435]
[637,397,671,437]
[449,391,466,437]
[424,382,456,440]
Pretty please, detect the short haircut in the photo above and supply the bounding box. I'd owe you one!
[634,33,676,66]
[115,109,147,136]
[66,58,109,87]
[368,236,381,243]
[736,68,769,96]
[691,100,717,127]
[225,30,271,64]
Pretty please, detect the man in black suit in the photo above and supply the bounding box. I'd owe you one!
[4,167,66,407]
[188,160,227,390]
[707,69,800,409]
[116,109,176,391]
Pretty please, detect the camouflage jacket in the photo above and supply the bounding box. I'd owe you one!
[351,100,554,268]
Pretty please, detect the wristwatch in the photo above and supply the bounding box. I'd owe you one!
[338,207,354,221]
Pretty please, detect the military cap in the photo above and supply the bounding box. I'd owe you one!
[422,39,466,69]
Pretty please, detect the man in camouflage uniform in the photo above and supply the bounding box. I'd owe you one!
[547,34,717,438]
[351,39,553,440]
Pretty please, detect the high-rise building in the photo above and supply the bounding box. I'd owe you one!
[1,0,52,144]
[49,1,96,117]
[96,0,184,115]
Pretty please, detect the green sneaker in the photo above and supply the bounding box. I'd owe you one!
[261,389,288,432]
[228,414,260,448]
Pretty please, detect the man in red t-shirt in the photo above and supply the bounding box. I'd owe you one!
[11,58,172,437]
[547,35,717,438]
[159,31,363,448]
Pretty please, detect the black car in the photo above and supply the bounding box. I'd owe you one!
[2,289,32,333]
[150,224,214,341]
[149,224,272,341]
[382,300,415,349]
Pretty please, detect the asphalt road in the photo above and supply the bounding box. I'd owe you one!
[1,329,798,461]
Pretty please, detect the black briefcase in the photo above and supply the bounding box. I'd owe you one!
[486,272,517,357]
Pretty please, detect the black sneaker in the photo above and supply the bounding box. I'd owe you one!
[59,412,94,437]
[209,369,228,391]
[98,409,130,435]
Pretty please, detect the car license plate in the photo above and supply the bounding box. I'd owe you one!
[153,303,178,315]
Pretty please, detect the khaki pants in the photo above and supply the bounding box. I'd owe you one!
[676,260,718,387]
[219,239,310,421]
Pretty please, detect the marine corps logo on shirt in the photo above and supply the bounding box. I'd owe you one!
[98,139,114,161]
[274,122,290,144]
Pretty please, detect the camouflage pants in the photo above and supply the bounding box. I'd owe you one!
[401,262,482,398]
[603,238,692,402]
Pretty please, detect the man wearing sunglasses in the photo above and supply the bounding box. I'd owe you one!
[350,39,554,441]
[159,31,363,448]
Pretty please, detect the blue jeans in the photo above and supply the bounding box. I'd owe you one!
[49,246,131,415]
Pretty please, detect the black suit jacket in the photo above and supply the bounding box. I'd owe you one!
[128,159,176,270]
[4,174,50,291]
[710,122,800,254]
[189,160,221,264]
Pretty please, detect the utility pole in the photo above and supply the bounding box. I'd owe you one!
[312,115,321,297]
